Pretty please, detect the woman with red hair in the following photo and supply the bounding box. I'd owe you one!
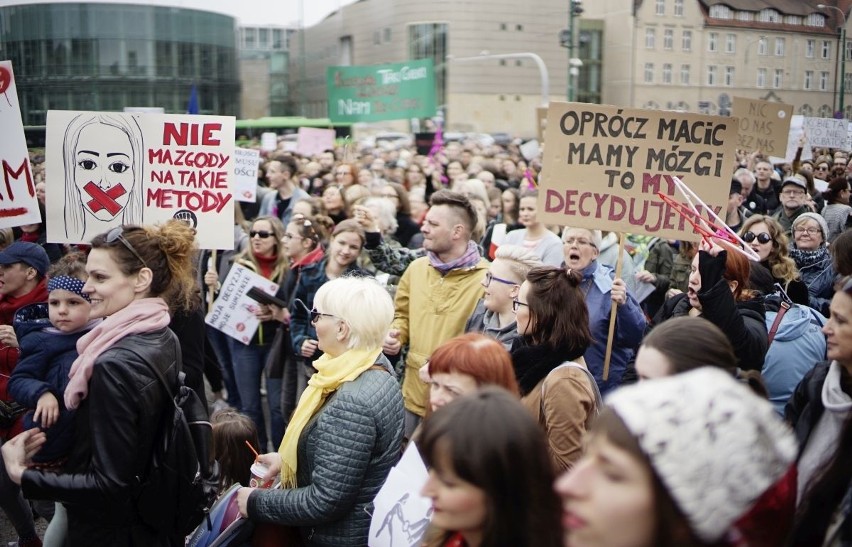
[426,333,519,414]
[650,240,768,371]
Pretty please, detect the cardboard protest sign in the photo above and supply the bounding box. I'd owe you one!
[205,264,279,345]
[536,106,548,143]
[45,111,235,248]
[369,443,432,547]
[234,148,260,203]
[538,102,738,240]
[296,127,335,157]
[803,116,848,149]
[732,97,792,156]
[0,61,42,228]
[327,59,436,123]
[785,115,813,162]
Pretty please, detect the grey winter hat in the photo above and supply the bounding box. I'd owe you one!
[792,212,829,242]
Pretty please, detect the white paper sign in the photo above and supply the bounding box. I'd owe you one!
[45,110,236,249]
[369,443,432,547]
[297,127,336,157]
[261,132,278,152]
[234,148,260,203]
[205,264,279,345]
[0,61,42,228]
[520,139,540,161]
[785,115,813,162]
[803,116,848,149]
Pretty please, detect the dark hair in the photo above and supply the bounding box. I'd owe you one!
[523,266,592,353]
[419,388,562,547]
[90,220,198,312]
[47,251,88,281]
[591,409,719,547]
[832,230,852,276]
[822,176,850,204]
[797,168,817,194]
[268,155,298,177]
[211,409,259,490]
[386,182,411,215]
[642,317,737,375]
[429,190,479,234]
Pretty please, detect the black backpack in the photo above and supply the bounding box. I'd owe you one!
[134,352,220,537]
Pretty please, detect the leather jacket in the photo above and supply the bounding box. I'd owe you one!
[21,327,182,547]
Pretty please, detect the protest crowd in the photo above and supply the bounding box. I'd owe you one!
[0,125,851,547]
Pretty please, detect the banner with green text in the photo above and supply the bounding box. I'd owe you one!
[327,59,436,123]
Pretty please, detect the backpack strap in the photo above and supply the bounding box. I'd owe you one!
[540,361,603,418]
[767,300,791,347]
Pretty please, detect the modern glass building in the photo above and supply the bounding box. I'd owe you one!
[0,2,240,126]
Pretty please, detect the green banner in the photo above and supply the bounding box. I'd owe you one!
[327,59,436,123]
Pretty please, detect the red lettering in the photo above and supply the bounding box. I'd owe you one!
[162,122,223,146]
[202,123,222,146]
[163,123,186,146]
[1,159,34,201]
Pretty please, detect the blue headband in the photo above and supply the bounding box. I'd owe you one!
[47,276,90,302]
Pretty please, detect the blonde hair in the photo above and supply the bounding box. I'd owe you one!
[314,276,393,350]
[494,244,544,282]
[739,215,799,284]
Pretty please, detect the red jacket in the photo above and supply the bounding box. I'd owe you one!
[0,279,49,440]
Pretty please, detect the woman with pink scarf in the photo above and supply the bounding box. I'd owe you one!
[2,220,199,547]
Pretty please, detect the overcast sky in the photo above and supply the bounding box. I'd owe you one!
[0,0,355,27]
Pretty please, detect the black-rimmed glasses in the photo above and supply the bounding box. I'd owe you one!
[512,299,529,312]
[250,230,274,239]
[742,231,772,244]
[483,272,518,288]
[106,227,149,269]
[310,309,339,324]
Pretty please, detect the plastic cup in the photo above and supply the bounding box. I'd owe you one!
[249,462,274,489]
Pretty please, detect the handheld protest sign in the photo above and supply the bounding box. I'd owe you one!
[602,233,625,381]
[732,97,792,157]
[538,102,738,241]
[45,110,236,249]
[0,61,42,228]
[234,148,260,203]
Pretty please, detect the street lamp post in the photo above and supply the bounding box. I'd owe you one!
[567,0,584,101]
[447,52,550,106]
[818,4,847,117]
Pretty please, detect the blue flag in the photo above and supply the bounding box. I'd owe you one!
[187,84,199,114]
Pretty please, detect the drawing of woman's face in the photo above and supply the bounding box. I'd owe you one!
[75,124,135,221]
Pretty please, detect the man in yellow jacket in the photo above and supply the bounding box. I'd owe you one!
[383,190,488,436]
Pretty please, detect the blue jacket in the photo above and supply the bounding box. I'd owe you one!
[762,301,827,416]
[8,303,95,462]
[794,247,836,317]
[289,258,369,360]
[580,261,646,394]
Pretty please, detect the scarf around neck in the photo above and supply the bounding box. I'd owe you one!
[789,246,830,270]
[511,339,587,395]
[277,346,382,487]
[64,298,171,410]
[428,240,481,275]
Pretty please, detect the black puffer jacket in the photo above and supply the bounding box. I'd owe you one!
[22,328,181,547]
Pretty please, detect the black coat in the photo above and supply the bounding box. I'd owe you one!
[22,328,182,547]
[784,360,831,455]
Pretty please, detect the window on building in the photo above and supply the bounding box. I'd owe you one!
[806,39,815,58]
[805,13,826,27]
[736,11,752,22]
[707,65,717,85]
[408,23,448,111]
[682,30,692,51]
[758,37,767,55]
[845,73,852,91]
[784,15,802,25]
[384,28,392,42]
[244,28,257,49]
[847,40,852,60]
[646,28,656,49]
[656,0,665,16]
[822,40,831,59]
[708,32,718,52]
[725,66,735,86]
[820,71,829,91]
[663,63,672,83]
[757,68,766,87]
[680,63,690,84]
[818,104,832,117]
[500,23,507,30]
[709,5,732,19]
[664,29,674,50]
[374,31,381,45]
[674,0,683,16]
[725,34,736,53]
[645,63,654,83]
[758,9,780,23]
[272,29,283,49]
[805,71,813,90]
[775,38,785,56]
[773,68,783,88]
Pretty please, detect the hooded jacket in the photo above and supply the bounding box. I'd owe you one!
[464,299,519,349]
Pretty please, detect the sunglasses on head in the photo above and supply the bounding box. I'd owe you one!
[250,230,274,239]
[106,226,149,268]
[742,231,772,244]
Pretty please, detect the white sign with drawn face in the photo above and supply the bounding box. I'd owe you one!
[45,110,236,248]
[0,61,42,228]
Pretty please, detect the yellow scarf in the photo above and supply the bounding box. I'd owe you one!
[277,346,383,487]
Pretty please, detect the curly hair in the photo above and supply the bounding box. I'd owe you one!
[739,215,799,284]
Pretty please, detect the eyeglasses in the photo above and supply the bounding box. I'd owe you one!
[563,237,594,247]
[310,308,339,324]
[250,230,275,239]
[816,165,830,171]
[780,189,805,196]
[512,299,529,312]
[793,227,821,235]
[106,227,149,269]
[742,231,772,244]
[483,272,518,288]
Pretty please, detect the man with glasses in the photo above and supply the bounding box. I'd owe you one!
[752,160,783,214]
[773,175,813,236]
[258,157,309,228]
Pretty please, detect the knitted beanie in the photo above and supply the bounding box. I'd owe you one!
[605,367,797,543]
[792,212,829,242]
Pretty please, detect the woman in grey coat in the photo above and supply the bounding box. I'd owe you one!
[237,276,404,547]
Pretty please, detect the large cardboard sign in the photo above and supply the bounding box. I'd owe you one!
[296,127,335,157]
[234,148,260,203]
[538,102,738,240]
[205,264,279,345]
[803,116,848,149]
[732,97,792,156]
[45,111,236,248]
[327,59,436,123]
[0,61,42,228]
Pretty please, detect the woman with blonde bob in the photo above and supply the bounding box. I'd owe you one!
[738,214,808,305]
[237,276,404,547]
